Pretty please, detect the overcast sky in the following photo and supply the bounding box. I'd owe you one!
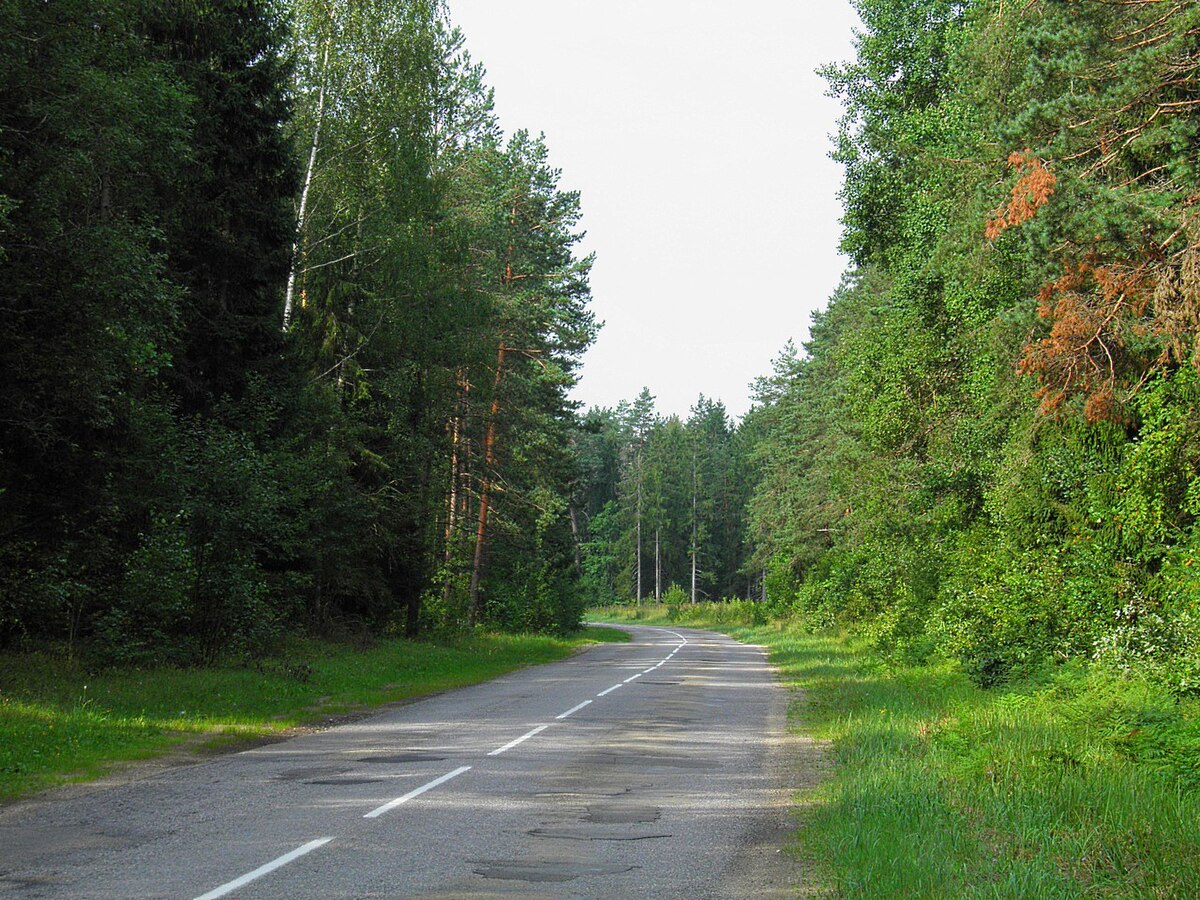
[446,1,861,420]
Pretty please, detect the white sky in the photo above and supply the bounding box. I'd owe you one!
[447,1,861,420]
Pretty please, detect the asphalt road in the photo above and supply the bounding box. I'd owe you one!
[0,624,798,898]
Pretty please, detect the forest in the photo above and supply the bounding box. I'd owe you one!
[740,0,1200,692]
[0,0,595,663]
[570,0,1200,700]
[4,0,1200,701]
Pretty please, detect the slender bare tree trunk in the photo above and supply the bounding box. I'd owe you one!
[691,548,697,605]
[691,450,698,604]
[283,39,329,332]
[445,412,460,548]
[635,461,642,605]
[444,375,472,610]
[655,528,661,600]
[467,344,505,627]
[568,505,583,577]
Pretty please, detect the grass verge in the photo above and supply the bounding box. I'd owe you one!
[0,626,626,804]
[593,603,1200,898]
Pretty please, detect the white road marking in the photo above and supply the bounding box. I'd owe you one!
[659,628,689,647]
[194,837,334,900]
[487,724,550,757]
[193,624,694,899]
[363,766,472,819]
[556,700,592,719]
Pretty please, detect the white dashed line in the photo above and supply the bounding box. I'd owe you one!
[193,625,694,899]
[194,837,334,900]
[556,700,592,719]
[363,766,472,819]
[487,725,550,757]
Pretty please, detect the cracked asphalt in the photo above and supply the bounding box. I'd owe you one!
[0,624,802,898]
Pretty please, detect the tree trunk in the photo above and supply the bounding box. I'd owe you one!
[568,504,583,576]
[283,39,329,332]
[441,373,467,605]
[691,450,698,604]
[635,449,642,605]
[467,344,505,627]
[691,548,697,605]
[655,527,661,600]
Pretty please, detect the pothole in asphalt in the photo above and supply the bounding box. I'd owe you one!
[356,752,447,764]
[276,765,349,781]
[304,776,386,785]
[610,754,715,770]
[528,827,671,842]
[584,803,661,824]
[534,783,650,799]
[0,875,67,889]
[473,860,640,882]
[0,825,141,856]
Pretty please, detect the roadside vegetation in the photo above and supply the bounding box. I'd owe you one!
[0,1,595,669]
[583,6,1200,893]
[595,603,1200,898]
[0,627,625,803]
[577,0,1200,706]
[6,2,1200,892]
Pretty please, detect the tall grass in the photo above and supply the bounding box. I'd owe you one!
[0,627,625,802]
[594,602,1200,897]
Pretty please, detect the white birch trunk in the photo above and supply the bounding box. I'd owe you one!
[655,527,660,601]
[283,40,330,333]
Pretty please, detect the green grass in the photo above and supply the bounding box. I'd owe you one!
[0,626,624,803]
[577,622,632,642]
[593,603,1200,898]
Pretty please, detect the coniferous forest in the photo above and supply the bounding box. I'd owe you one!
[0,1,595,663]
[4,0,1200,704]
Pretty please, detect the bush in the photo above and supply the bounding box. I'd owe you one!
[934,543,1067,687]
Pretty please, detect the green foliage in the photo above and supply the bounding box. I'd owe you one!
[0,0,596,662]
[662,580,691,609]
[579,501,623,606]
[740,0,1200,695]
[0,629,605,802]
[593,606,1200,896]
[796,636,1200,898]
[575,390,758,610]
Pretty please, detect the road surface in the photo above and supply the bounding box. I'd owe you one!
[0,625,799,898]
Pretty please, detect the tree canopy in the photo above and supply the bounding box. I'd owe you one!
[740,0,1200,691]
[0,0,596,662]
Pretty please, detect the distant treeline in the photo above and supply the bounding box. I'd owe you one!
[0,1,594,664]
[570,390,759,608]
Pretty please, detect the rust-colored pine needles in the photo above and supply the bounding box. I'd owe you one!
[985,150,1057,240]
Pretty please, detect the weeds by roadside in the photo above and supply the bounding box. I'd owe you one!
[593,603,1200,898]
[0,626,625,803]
